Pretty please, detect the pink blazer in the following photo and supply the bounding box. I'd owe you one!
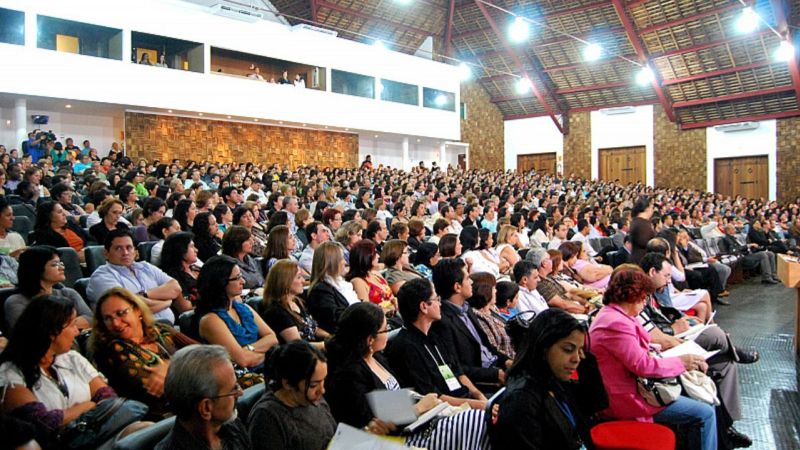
[589,303,685,421]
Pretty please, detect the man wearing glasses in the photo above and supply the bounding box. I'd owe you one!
[156,345,250,450]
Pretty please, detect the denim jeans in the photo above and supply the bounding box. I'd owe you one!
[653,396,717,450]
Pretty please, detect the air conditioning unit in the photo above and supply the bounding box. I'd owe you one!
[209,4,263,22]
[599,106,636,115]
[292,23,338,37]
[714,122,760,133]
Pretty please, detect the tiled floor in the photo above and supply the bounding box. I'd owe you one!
[715,279,799,450]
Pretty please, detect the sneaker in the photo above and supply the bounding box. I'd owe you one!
[727,426,752,448]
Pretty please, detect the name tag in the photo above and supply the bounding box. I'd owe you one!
[438,364,461,392]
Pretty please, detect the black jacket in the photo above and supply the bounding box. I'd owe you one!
[306,281,350,334]
[325,355,389,428]
[430,300,509,384]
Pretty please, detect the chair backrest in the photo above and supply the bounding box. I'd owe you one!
[588,238,603,253]
[245,296,262,312]
[137,241,156,263]
[112,416,175,450]
[57,247,83,288]
[79,214,88,229]
[73,277,91,304]
[0,287,21,335]
[238,383,266,422]
[704,238,720,256]
[11,203,35,221]
[10,216,33,244]
[599,237,613,250]
[606,250,620,268]
[484,387,506,426]
[84,245,107,275]
[177,310,197,339]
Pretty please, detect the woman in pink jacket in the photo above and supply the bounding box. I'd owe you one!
[589,266,717,450]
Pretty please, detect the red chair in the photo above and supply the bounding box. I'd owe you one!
[591,421,676,450]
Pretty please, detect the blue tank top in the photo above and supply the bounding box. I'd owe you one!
[212,301,259,346]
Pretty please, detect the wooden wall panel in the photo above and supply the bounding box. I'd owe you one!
[124,112,358,168]
[653,105,707,191]
[563,112,591,178]
[777,116,800,203]
[460,82,504,170]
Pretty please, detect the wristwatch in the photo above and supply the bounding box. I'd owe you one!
[246,344,256,352]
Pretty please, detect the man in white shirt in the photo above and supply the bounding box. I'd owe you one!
[298,221,331,274]
[243,179,268,205]
[547,220,568,250]
[183,169,209,190]
[570,219,598,258]
[512,259,549,314]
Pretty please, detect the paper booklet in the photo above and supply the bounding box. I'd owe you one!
[660,340,719,360]
[366,389,450,433]
[326,423,411,450]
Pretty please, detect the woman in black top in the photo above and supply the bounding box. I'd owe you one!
[159,232,200,305]
[261,260,328,350]
[629,196,655,263]
[31,201,90,260]
[489,309,606,450]
[192,212,222,262]
[89,197,129,245]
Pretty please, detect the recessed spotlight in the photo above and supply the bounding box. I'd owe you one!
[515,78,532,94]
[198,113,203,116]
[302,123,307,127]
[254,119,259,122]
[279,121,283,124]
[325,126,329,129]
[736,7,760,34]
[417,138,421,143]
[374,134,379,138]
[65,104,72,109]
[345,128,349,131]
[5,120,10,125]
[168,109,173,113]
[227,115,232,119]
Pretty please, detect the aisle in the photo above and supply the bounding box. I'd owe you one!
[714,280,799,450]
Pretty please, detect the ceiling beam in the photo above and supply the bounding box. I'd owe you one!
[316,0,433,37]
[310,0,318,22]
[462,27,624,60]
[479,55,639,82]
[503,99,660,120]
[770,0,800,106]
[473,0,564,133]
[638,3,746,35]
[680,110,800,129]
[453,0,610,41]
[557,81,630,94]
[611,0,677,122]
[445,0,456,57]
[662,60,777,85]
[651,30,772,59]
[672,85,795,108]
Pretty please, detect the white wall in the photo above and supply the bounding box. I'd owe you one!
[0,107,122,155]
[591,105,654,185]
[504,116,564,171]
[706,120,777,200]
[359,135,404,170]
[409,141,442,168]
[0,0,461,141]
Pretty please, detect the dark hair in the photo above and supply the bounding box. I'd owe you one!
[507,309,586,381]
[304,221,323,241]
[221,225,251,256]
[159,232,195,274]
[432,258,466,300]
[413,242,439,268]
[232,206,251,225]
[495,280,519,308]
[264,341,327,396]
[397,277,434,323]
[603,265,655,305]
[118,184,136,203]
[195,255,239,318]
[212,203,230,224]
[640,252,669,275]
[438,233,459,257]
[468,272,496,309]
[326,302,385,366]
[559,241,581,261]
[345,239,377,281]
[173,199,194,231]
[34,201,58,231]
[0,295,76,388]
[49,182,72,202]
[365,220,382,240]
[266,211,288,233]
[512,260,536,284]
[148,217,177,240]
[632,196,651,216]
[192,212,215,243]
[143,197,166,218]
[17,245,60,298]
[577,219,589,232]
[102,227,134,250]
[459,226,479,251]
[263,225,290,260]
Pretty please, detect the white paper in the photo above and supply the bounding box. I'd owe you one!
[366,389,417,425]
[327,423,410,450]
[660,340,719,360]
[685,262,708,270]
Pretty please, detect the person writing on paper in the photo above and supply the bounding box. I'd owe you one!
[326,300,489,449]
[589,266,718,450]
[639,253,753,448]
[247,341,336,450]
[489,309,606,450]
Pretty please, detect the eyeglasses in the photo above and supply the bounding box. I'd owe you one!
[48,261,66,268]
[208,383,243,399]
[228,274,244,282]
[376,328,391,334]
[102,307,131,324]
[425,296,441,304]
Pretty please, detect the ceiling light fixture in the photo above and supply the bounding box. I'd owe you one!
[254,118,259,122]
[65,104,72,109]
[198,112,203,116]
[775,40,795,62]
[515,77,532,94]
[583,43,603,61]
[458,62,472,81]
[736,7,760,34]
[373,39,386,50]
[394,0,413,4]
[635,66,655,86]
[168,110,173,113]
[227,115,232,119]
[508,17,530,43]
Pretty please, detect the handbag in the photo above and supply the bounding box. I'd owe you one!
[636,376,681,407]
[680,370,720,406]
[60,397,149,450]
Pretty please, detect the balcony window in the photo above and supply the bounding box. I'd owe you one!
[37,15,122,60]
[0,8,24,46]
[380,79,418,106]
[332,69,374,99]
[423,88,455,112]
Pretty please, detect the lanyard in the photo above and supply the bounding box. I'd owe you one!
[423,344,447,366]
[551,391,576,429]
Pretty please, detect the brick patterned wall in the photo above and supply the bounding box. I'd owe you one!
[124,113,358,168]
[653,105,707,191]
[562,112,591,178]
[460,82,504,170]
[777,116,800,203]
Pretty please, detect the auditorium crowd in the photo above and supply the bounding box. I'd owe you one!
[1,133,798,449]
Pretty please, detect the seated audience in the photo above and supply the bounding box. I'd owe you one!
[172,199,196,232]
[495,280,520,320]
[346,239,396,315]
[298,221,330,274]
[89,197,130,245]
[306,241,358,334]
[233,206,267,257]
[31,201,89,261]
[221,225,264,292]
[148,217,181,266]
[0,197,27,257]
[722,223,779,284]
[461,226,501,278]
[333,219,363,265]
[412,241,440,280]
[381,239,423,294]
[512,260,549,315]
[156,344,251,450]
[262,224,303,275]
[91,287,197,418]
[194,255,277,386]
[5,246,92,331]
[260,259,328,349]
[159,232,201,305]
[132,197,166,243]
[87,229,185,323]
[495,224,522,271]
[192,212,222,262]
[526,248,588,314]
[561,241,612,289]
[468,272,515,358]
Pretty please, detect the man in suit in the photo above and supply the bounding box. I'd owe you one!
[611,218,630,250]
[431,258,510,387]
[722,224,779,284]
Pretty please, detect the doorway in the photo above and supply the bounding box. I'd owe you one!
[599,146,646,185]
[517,152,557,175]
[714,156,768,200]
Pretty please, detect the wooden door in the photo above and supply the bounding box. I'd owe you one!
[517,152,557,174]
[458,154,466,170]
[714,156,768,200]
[599,146,646,184]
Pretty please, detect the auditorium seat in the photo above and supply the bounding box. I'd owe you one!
[591,421,676,450]
[11,203,35,221]
[57,247,83,288]
[177,310,196,339]
[238,383,266,422]
[137,241,156,263]
[84,245,107,275]
[113,416,175,450]
[73,277,91,304]
[10,216,33,244]
[0,287,20,334]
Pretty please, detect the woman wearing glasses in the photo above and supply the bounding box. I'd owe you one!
[194,255,278,387]
[4,246,91,332]
[381,239,423,295]
[91,287,197,418]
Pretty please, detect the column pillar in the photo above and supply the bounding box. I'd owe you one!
[15,98,27,148]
